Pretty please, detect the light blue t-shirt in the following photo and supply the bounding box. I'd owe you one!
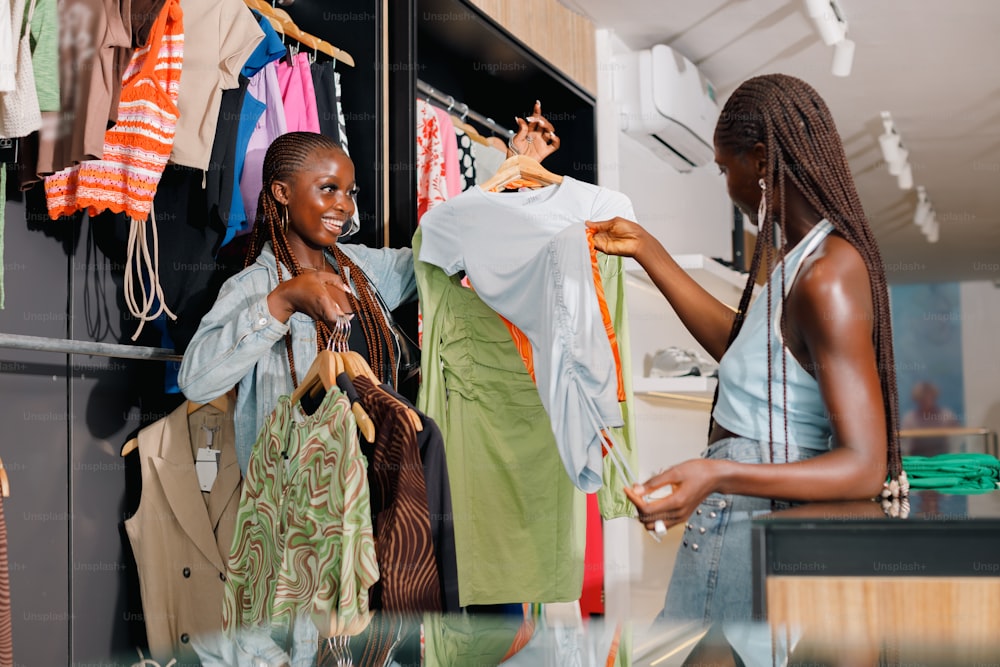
[418,177,634,492]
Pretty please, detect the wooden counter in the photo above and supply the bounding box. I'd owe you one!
[752,490,1000,652]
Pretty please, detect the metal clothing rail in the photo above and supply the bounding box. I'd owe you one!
[0,333,182,362]
[416,79,515,138]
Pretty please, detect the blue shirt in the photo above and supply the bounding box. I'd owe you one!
[713,220,835,451]
[178,242,416,473]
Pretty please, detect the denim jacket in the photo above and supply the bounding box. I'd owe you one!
[178,241,416,475]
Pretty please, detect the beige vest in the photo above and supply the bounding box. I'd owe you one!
[125,401,241,665]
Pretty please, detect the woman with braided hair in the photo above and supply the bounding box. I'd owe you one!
[180,112,559,475]
[589,73,905,631]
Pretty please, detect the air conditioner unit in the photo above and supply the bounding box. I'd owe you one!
[613,44,719,172]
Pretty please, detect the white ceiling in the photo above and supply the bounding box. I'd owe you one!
[562,0,1000,284]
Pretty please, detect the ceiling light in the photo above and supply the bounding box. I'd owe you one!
[925,218,939,243]
[888,148,909,176]
[914,187,933,227]
[805,0,847,46]
[896,163,913,190]
[831,38,855,77]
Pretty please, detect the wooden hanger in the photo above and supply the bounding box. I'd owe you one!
[341,351,423,433]
[290,351,376,443]
[187,393,231,416]
[121,393,236,456]
[244,0,355,67]
[480,155,563,193]
[0,456,9,498]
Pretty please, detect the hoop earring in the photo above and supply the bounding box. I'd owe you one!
[757,178,766,225]
[280,205,289,233]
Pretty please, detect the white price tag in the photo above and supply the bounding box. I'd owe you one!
[196,447,220,492]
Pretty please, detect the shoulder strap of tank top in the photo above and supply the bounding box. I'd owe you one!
[773,219,835,340]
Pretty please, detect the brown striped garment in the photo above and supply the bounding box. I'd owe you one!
[352,377,441,613]
[0,495,9,667]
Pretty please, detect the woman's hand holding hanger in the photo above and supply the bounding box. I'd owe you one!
[507,100,561,162]
[266,271,352,328]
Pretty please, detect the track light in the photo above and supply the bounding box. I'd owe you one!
[897,163,913,190]
[831,38,855,77]
[804,0,854,76]
[914,187,933,227]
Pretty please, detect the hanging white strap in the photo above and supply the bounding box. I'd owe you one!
[124,205,176,341]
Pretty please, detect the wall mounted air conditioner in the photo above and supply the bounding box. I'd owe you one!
[613,44,719,172]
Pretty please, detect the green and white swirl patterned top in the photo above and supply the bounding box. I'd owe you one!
[223,389,378,664]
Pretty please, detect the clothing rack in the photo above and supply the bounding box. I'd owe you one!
[416,79,514,138]
[0,333,182,362]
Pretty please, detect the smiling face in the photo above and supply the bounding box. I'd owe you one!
[273,147,357,250]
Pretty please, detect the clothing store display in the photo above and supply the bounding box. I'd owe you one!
[0,0,41,139]
[169,0,262,171]
[430,105,462,198]
[125,401,242,666]
[26,0,58,112]
[378,384,460,612]
[0,495,11,667]
[352,375,441,613]
[276,52,319,133]
[422,613,523,667]
[659,436,818,625]
[901,453,1000,493]
[43,0,183,223]
[414,228,586,605]
[178,242,416,474]
[239,60,286,231]
[419,177,634,493]
[416,99,447,221]
[470,141,506,187]
[454,127,476,192]
[713,219,836,450]
[34,0,131,179]
[223,391,377,667]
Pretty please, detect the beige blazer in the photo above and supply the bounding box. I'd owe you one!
[125,402,242,665]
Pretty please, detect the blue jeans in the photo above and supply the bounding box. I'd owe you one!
[656,436,824,626]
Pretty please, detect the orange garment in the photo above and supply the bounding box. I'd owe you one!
[494,228,626,401]
[43,0,183,222]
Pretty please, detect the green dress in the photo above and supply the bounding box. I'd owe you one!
[413,228,636,608]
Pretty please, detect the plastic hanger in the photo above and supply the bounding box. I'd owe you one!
[479,155,563,192]
[341,351,423,433]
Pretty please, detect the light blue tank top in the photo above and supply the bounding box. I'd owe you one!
[713,220,835,451]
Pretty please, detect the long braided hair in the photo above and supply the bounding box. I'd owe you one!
[714,74,902,484]
[244,131,399,387]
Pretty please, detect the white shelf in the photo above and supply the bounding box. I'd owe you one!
[633,375,717,398]
[624,254,751,306]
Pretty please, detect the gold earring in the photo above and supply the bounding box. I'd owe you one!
[280,205,289,232]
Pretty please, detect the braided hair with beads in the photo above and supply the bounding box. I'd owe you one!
[713,74,905,493]
[244,131,400,387]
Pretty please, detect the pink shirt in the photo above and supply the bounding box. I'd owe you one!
[276,52,319,133]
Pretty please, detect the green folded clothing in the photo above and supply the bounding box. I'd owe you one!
[902,453,1000,494]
